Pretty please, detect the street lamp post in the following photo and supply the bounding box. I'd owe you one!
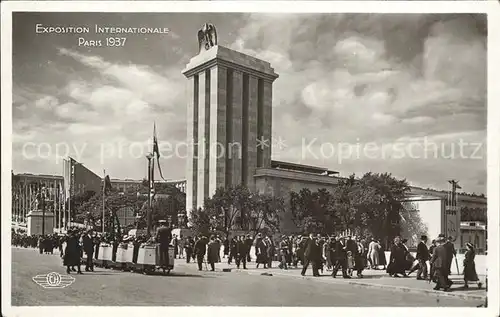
[146,153,154,236]
[41,186,46,236]
[135,213,143,231]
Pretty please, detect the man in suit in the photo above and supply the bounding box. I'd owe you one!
[235,235,248,269]
[430,236,450,291]
[194,235,208,271]
[278,235,289,270]
[411,235,430,280]
[444,235,457,287]
[228,236,238,265]
[301,234,320,277]
[184,237,194,263]
[82,229,95,272]
[332,236,350,278]
[155,220,172,268]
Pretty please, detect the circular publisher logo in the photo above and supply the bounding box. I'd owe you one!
[46,272,62,286]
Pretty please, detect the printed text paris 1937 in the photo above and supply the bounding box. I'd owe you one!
[35,23,170,47]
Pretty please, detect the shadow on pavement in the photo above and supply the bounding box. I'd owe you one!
[145,271,211,278]
[450,286,485,292]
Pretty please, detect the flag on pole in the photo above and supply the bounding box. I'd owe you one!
[103,175,113,196]
[153,122,166,181]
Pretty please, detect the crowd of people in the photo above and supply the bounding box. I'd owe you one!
[12,230,66,255]
[12,226,483,292]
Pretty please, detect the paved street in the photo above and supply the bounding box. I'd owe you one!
[11,248,484,306]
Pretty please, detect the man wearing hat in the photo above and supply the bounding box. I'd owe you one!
[301,233,321,277]
[411,235,429,280]
[235,235,248,269]
[82,229,95,272]
[430,236,450,291]
[278,235,289,270]
[444,236,457,279]
[194,235,208,271]
[155,220,172,268]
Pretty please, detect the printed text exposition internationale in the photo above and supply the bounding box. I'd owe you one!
[35,24,170,34]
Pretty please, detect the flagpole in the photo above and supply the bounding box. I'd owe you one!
[68,159,72,230]
[103,169,106,234]
[146,153,153,236]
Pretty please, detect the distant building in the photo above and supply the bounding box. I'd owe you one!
[62,157,101,196]
[11,173,64,225]
[460,221,486,254]
[116,206,136,228]
[111,178,186,194]
[111,179,143,193]
[12,157,102,230]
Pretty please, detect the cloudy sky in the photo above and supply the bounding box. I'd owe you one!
[12,13,487,194]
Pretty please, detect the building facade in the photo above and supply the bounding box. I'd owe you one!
[11,173,64,228]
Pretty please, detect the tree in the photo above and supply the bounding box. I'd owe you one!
[247,194,284,235]
[70,190,96,212]
[189,185,283,238]
[290,187,340,234]
[289,172,412,248]
[290,188,315,232]
[76,190,143,234]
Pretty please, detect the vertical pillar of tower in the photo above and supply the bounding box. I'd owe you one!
[208,66,227,197]
[261,80,273,168]
[197,72,208,209]
[246,75,259,190]
[230,70,243,186]
[185,76,199,215]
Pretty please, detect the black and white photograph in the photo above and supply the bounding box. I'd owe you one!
[1,1,499,314]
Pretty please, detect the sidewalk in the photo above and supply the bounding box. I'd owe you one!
[174,258,487,302]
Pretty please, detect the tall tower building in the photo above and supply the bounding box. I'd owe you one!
[183,45,278,214]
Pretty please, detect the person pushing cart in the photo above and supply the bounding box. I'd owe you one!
[156,220,172,271]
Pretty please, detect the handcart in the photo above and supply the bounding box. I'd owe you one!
[97,243,112,268]
[135,243,175,275]
[125,242,138,271]
[113,242,129,271]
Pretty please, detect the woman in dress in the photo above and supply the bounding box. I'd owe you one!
[376,239,387,270]
[387,236,407,277]
[255,234,268,268]
[324,237,334,271]
[265,237,275,268]
[368,239,380,269]
[463,242,482,289]
[63,230,83,274]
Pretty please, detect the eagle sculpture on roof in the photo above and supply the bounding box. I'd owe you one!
[197,23,218,54]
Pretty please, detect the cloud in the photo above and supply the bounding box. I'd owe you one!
[233,13,485,192]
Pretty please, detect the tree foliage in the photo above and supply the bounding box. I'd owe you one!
[75,181,186,234]
[290,172,412,248]
[189,185,284,238]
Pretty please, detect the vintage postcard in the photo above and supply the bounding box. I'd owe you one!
[1,1,499,317]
